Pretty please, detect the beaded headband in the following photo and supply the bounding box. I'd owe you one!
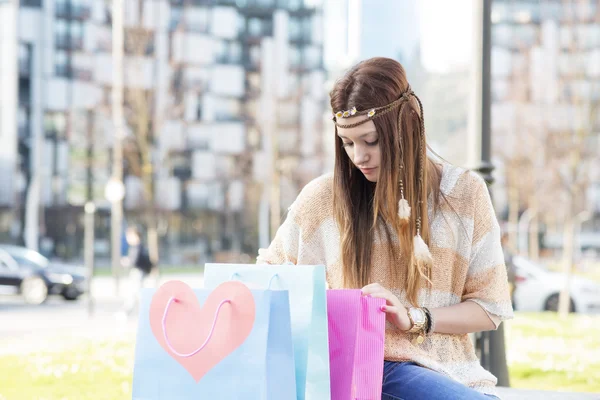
[332,88,414,127]
[332,86,433,266]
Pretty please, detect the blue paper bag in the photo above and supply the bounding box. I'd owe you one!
[204,264,331,400]
[132,280,296,399]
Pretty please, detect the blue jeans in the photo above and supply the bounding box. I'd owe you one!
[382,361,500,400]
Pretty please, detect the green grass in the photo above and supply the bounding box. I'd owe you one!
[505,312,600,392]
[93,265,204,277]
[0,340,134,400]
[0,312,598,399]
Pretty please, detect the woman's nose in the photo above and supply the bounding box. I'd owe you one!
[354,145,369,165]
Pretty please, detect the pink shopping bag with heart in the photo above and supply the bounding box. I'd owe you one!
[327,289,386,400]
[132,280,296,399]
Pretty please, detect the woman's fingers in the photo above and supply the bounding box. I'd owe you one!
[380,305,399,314]
[361,283,391,296]
[363,291,396,306]
[360,283,381,294]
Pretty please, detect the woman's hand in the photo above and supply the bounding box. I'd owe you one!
[361,283,412,331]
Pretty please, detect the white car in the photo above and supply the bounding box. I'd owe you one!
[512,255,600,314]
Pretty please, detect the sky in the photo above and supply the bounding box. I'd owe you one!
[324,0,476,74]
[417,0,476,74]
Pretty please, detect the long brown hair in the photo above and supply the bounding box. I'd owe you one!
[330,57,442,306]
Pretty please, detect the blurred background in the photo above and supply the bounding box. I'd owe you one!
[0,0,599,399]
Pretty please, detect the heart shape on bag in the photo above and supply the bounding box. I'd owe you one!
[149,280,255,382]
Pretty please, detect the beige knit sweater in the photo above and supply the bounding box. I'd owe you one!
[257,163,514,395]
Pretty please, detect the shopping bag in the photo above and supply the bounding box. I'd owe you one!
[132,280,296,399]
[327,289,386,400]
[204,264,331,400]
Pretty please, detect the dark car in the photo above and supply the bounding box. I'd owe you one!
[0,245,86,305]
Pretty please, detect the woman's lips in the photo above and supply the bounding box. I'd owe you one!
[360,167,377,174]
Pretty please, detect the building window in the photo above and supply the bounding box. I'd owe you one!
[248,0,275,7]
[55,51,70,78]
[18,78,31,106]
[169,6,183,31]
[248,18,262,37]
[21,0,43,7]
[55,20,84,50]
[55,0,91,19]
[289,46,301,67]
[55,0,68,16]
[214,97,241,121]
[18,108,31,140]
[196,96,203,121]
[286,0,303,11]
[70,21,84,48]
[185,6,210,33]
[249,44,261,68]
[289,17,311,42]
[215,40,242,64]
[44,112,68,139]
[18,43,32,76]
[247,17,272,37]
[71,0,91,18]
[304,46,321,68]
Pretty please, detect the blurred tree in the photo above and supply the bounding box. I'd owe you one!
[120,0,184,273]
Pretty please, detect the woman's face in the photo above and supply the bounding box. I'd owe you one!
[337,114,381,182]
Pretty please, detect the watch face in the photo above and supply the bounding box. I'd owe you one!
[411,308,426,324]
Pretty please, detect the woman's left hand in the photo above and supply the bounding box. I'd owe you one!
[361,283,412,331]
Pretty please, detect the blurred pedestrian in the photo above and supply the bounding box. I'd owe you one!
[120,226,153,318]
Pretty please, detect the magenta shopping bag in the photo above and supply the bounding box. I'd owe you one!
[327,290,386,400]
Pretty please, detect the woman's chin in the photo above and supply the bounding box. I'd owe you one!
[363,174,378,183]
[361,168,378,182]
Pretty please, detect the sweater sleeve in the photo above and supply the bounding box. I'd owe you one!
[462,174,514,326]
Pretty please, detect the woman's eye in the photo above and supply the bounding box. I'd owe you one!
[342,142,353,148]
[366,139,379,146]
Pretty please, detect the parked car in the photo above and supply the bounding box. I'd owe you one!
[512,255,600,314]
[0,245,86,305]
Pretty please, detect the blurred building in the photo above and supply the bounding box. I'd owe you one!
[0,0,326,262]
[491,0,600,253]
[0,0,21,240]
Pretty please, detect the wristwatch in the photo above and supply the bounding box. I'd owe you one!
[407,307,427,344]
[407,307,427,334]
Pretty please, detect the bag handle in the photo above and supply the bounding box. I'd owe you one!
[230,272,280,289]
[162,296,231,358]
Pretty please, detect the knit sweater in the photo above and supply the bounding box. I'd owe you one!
[257,163,514,396]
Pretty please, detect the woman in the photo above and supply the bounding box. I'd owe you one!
[258,57,513,399]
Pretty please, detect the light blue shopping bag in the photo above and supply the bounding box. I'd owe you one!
[132,280,296,400]
[204,264,331,400]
